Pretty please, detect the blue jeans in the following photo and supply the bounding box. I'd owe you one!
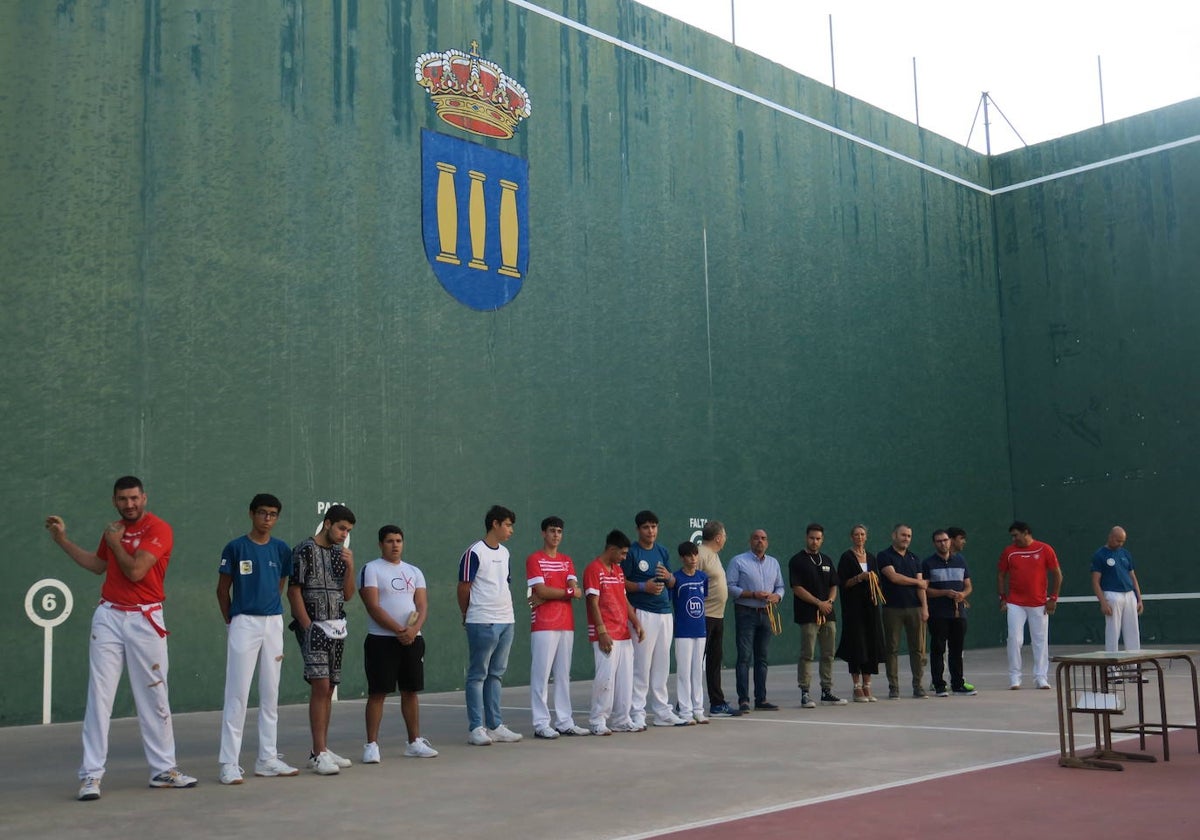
[465,622,514,730]
[734,605,772,705]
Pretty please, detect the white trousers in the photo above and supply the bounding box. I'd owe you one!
[631,610,674,724]
[674,636,707,718]
[81,604,177,779]
[1006,604,1050,684]
[220,613,285,765]
[1103,590,1142,653]
[590,639,634,727]
[530,630,575,729]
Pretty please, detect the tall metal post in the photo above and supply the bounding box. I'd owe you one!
[912,57,920,127]
[981,92,992,157]
[828,14,836,90]
[730,0,736,46]
[1097,55,1106,125]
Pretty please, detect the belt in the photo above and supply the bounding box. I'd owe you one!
[99,599,170,638]
[735,604,768,612]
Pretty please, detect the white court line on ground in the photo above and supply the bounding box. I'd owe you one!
[607,747,1067,840]
[730,717,1058,737]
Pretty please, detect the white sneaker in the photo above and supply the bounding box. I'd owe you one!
[693,712,710,724]
[325,749,352,768]
[311,751,340,775]
[404,737,439,758]
[468,726,494,746]
[78,776,101,801]
[362,742,381,764]
[556,723,590,736]
[219,764,244,785]
[148,768,198,789]
[253,756,299,777]
[487,724,524,743]
[533,725,560,739]
[1035,679,1052,690]
[653,712,687,727]
[589,723,613,736]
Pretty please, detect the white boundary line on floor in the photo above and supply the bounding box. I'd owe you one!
[609,747,1066,840]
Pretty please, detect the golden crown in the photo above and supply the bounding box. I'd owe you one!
[415,42,532,139]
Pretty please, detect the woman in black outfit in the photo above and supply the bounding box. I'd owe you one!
[835,524,886,701]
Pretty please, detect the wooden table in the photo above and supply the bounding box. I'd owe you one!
[1051,649,1199,770]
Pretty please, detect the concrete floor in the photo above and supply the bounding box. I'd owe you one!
[2,645,1196,840]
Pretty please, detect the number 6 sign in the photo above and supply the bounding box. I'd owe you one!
[24,578,73,724]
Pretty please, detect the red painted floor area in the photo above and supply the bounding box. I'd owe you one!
[657,737,1200,840]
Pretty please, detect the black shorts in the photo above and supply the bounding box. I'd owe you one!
[363,633,425,694]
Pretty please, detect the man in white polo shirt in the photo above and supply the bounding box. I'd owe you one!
[457,505,523,746]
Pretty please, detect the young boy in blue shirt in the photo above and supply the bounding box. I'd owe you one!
[673,541,709,724]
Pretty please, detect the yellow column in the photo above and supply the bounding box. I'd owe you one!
[468,170,488,270]
[434,162,460,265]
[498,179,521,278]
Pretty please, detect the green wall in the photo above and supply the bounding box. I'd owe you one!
[4,0,1187,727]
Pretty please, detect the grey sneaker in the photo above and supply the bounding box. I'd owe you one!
[468,726,494,745]
[78,776,101,801]
[913,688,929,699]
[556,723,590,736]
[149,768,198,788]
[799,691,817,709]
[888,686,901,699]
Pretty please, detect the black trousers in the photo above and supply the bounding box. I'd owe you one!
[704,616,725,706]
[928,616,968,690]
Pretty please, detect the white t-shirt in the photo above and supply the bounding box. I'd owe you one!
[459,539,515,624]
[360,558,426,636]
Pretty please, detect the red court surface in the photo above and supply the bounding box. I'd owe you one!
[653,735,1200,840]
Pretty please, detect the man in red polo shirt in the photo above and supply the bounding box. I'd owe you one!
[997,520,1063,690]
[46,475,197,801]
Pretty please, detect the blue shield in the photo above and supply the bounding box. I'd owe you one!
[421,129,530,311]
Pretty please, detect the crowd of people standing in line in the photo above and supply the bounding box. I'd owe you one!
[44,477,1145,801]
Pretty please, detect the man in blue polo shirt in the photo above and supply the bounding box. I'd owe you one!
[878,523,929,699]
[923,529,976,697]
[217,493,300,784]
[1091,526,1143,653]
[622,510,686,729]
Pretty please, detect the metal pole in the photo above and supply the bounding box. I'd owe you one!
[828,14,836,90]
[912,57,920,127]
[981,92,993,156]
[730,0,736,46]
[1097,55,1106,125]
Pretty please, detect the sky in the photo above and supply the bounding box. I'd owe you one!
[635,0,1200,153]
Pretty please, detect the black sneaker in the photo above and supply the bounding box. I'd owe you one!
[738,701,751,714]
[754,701,779,711]
[820,691,847,706]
